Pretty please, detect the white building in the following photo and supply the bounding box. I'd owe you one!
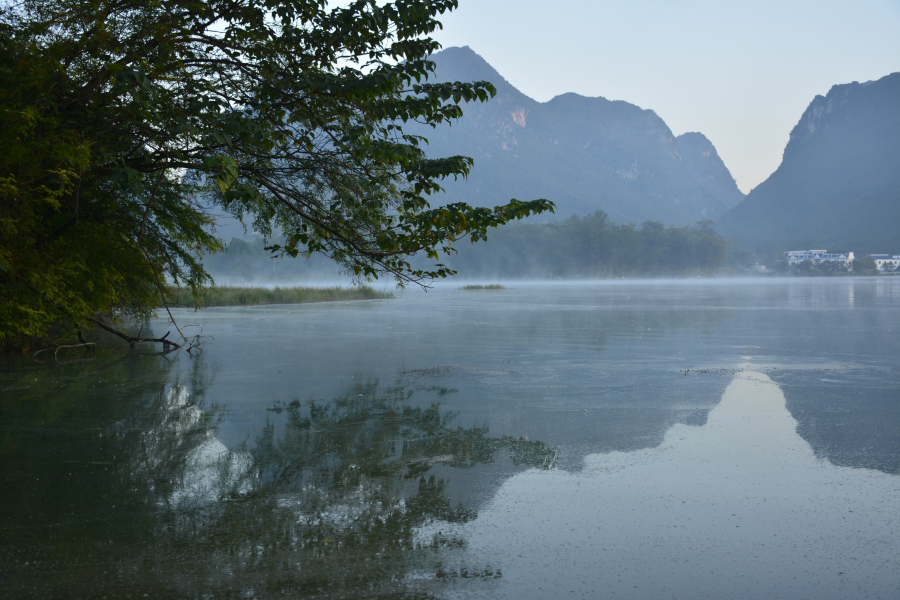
[867,254,900,271]
[782,250,855,268]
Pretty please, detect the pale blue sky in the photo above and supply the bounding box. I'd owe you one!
[427,1,900,193]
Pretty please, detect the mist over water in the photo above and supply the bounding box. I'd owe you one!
[2,278,898,597]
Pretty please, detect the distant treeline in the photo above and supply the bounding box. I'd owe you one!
[203,212,738,283]
[436,212,732,278]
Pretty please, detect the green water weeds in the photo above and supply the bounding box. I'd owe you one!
[169,286,393,308]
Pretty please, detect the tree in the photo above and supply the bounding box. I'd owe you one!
[0,0,554,349]
[853,255,878,276]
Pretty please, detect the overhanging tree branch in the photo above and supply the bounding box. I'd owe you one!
[1,0,554,349]
[87,317,182,350]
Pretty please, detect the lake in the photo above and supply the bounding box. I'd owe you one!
[2,278,898,599]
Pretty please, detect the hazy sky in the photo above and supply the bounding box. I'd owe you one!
[428,1,900,193]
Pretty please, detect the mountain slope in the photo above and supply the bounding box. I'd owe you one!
[418,47,741,226]
[676,132,745,210]
[718,73,900,253]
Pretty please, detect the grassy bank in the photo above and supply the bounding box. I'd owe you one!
[168,285,393,307]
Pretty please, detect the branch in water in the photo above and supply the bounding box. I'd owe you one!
[87,317,182,350]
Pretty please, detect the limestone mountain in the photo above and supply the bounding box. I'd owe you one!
[675,132,745,210]
[418,46,743,226]
[718,73,900,254]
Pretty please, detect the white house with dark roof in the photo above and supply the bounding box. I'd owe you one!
[867,254,900,271]
[782,250,854,268]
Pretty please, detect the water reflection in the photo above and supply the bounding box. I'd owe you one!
[443,371,900,600]
[874,277,900,301]
[784,279,861,308]
[2,279,898,597]
[0,356,554,598]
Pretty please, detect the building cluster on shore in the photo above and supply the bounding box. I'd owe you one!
[782,250,855,268]
[867,254,900,271]
[780,250,900,271]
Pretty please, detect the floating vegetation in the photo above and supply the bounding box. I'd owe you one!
[459,284,506,290]
[168,285,393,307]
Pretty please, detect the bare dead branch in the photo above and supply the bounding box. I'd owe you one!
[87,316,182,350]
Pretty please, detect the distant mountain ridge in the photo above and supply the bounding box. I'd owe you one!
[718,72,900,254]
[418,46,744,226]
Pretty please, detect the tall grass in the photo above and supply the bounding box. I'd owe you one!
[168,285,393,308]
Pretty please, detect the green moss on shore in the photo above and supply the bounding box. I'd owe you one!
[168,285,393,308]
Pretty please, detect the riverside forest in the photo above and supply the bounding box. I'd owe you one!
[2,1,899,599]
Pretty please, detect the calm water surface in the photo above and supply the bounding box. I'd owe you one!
[1,278,898,598]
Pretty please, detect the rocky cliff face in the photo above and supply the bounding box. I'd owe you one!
[785,80,876,150]
[718,72,900,254]
[417,47,741,226]
[676,132,745,210]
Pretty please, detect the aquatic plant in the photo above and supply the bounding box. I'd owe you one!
[169,286,393,307]
[459,284,506,290]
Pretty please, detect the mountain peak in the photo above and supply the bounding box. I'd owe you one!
[429,46,506,86]
[415,47,740,226]
[678,131,712,145]
[785,72,900,156]
[719,71,900,253]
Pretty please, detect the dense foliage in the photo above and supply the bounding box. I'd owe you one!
[0,0,552,348]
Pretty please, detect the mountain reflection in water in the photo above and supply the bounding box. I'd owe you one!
[0,355,554,598]
[442,371,900,600]
[2,279,898,598]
